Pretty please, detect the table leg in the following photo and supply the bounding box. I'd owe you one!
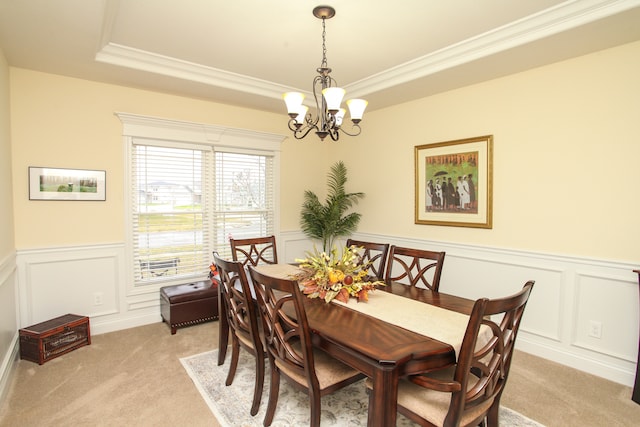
[367,364,399,427]
[217,294,229,365]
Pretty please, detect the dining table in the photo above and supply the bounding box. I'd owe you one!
[219,263,478,427]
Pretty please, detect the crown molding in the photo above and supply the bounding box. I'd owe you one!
[97,0,640,103]
[345,0,640,98]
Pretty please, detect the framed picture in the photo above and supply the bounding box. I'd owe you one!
[29,167,106,201]
[415,135,493,228]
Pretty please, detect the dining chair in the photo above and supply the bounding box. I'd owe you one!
[247,266,365,427]
[367,281,535,427]
[213,253,265,416]
[385,245,446,292]
[346,238,390,281]
[230,235,278,267]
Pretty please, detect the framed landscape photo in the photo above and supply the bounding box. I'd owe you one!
[29,167,106,201]
[415,135,493,228]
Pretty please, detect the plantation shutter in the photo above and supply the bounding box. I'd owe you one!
[131,141,213,285]
[213,150,275,259]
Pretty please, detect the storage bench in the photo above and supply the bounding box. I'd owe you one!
[160,280,219,334]
[19,314,91,365]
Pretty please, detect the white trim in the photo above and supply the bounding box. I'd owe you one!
[116,112,283,296]
[347,0,640,97]
[12,235,639,387]
[98,1,640,101]
[114,112,286,151]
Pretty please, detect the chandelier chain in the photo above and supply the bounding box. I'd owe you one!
[321,18,328,69]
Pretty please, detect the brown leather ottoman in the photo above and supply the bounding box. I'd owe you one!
[160,280,219,334]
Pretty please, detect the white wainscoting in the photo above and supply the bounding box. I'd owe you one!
[0,251,19,408]
[12,235,640,388]
[16,243,161,336]
[280,230,640,387]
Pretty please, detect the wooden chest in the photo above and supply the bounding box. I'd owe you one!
[19,314,91,365]
[160,280,219,334]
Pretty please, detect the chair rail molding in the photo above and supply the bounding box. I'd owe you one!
[13,234,640,388]
[282,230,639,387]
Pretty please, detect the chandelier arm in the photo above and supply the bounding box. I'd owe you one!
[291,122,317,140]
[337,124,362,137]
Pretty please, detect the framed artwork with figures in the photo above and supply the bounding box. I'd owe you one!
[415,135,493,228]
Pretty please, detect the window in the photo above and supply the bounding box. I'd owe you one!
[117,113,283,288]
[131,141,213,285]
[214,151,274,260]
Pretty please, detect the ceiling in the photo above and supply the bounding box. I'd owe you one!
[1,0,640,114]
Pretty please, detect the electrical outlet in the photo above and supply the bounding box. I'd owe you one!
[588,320,602,339]
[93,292,104,306]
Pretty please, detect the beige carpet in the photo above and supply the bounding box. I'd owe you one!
[181,349,544,426]
[1,321,639,426]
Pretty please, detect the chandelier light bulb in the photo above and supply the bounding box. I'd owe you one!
[294,105,309,124]
[322,87,346,113]
[335,108,346,126]
[346,99,368,123]
[283,92,305,117]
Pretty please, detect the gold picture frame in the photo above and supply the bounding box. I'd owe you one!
[415,135,493,228]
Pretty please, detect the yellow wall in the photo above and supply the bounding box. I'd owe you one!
[0,47,18,383]
[9,69,329,248]
[332,41,640,262]
[9,41,640,264]
[0,49,14,255]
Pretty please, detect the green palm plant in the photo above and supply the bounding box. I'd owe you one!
[300,161,364,252]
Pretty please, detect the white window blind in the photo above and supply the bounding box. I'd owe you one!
[119,113,283,288]
[131,142,213,285]
[213,151,274,259]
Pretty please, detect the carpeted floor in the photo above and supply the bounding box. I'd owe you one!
[181,349,544,426]
[1,321,639,426]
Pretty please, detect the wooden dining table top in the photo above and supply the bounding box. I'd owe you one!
[299,281,474,370]
[250,264,477,427]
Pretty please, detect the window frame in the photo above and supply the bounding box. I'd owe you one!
[117,112,284,295]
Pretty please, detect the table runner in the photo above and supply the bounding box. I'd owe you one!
[254,264,485,358]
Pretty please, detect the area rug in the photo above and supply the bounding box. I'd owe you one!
[180,349,545,427]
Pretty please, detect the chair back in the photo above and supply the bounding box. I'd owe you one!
[445,281,535,426]
[385,246,446,291]
[213,253,262,352]
[346,239,390,281]
[247,266,319,392]
[230,235,278,267]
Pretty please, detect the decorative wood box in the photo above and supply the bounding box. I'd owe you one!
[19,314,91,365]
[160,280,219,334]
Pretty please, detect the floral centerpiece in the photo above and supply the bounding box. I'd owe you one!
[292,245,384,303]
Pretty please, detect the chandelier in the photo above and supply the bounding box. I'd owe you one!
[283,5,368,141]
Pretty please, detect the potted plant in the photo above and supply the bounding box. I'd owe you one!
[300,161,364,252]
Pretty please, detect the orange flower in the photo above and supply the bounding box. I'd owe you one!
[357,289,369,302]
[335,288,350,303]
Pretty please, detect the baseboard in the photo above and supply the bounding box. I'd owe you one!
[0,332,19,407]
[89,312,161,336]
[516,335,635,386]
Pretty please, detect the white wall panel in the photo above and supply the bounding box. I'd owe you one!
[15,235,640,387]
[338,232,639,387]
[16,244,159,335]
[572,271,638,362]
[0,251,19,407]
